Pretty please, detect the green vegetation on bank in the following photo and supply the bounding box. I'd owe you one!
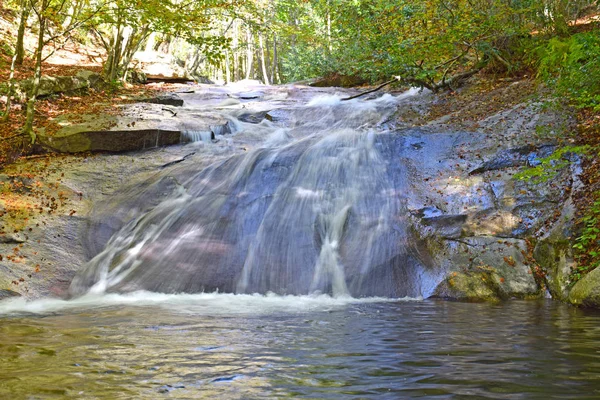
[534,27,600,284]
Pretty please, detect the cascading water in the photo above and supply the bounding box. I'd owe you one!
[70,89,441,298]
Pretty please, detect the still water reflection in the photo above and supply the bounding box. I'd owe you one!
[1,294,600,399]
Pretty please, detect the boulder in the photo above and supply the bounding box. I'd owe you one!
[569,267,600,307]
[431,237,540,301]
[14,70,103,99]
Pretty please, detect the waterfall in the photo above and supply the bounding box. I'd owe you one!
[183,130,214,143]
[70,89,440,298]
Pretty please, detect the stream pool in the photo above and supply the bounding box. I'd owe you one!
[1,294,600,399]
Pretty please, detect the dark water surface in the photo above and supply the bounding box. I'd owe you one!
[1,295,600,399]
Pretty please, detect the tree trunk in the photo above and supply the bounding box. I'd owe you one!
[326,0,332,53]
[190,47,202,75]
[224,49,231,83]
[109,24,124,81]
[23,0,47,143]
[271,35,278,84]
[145,32,156,52]
[258,33,269,85]
[120,25,149,82]
[232,20,239,81]
[15,0,29,66]
[3,52,18,121]
[245,26,254,80]
[4,0,29,119]
[103,20,124,81]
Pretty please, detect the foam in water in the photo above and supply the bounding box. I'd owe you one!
[0,291,419,316]
[306,95,342,107]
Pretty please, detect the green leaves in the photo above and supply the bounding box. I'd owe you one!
[570,196,600,285]
[514,146,589,184]
[537,32,600,110]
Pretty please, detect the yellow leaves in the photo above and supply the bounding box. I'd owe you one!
[503,256,516,267]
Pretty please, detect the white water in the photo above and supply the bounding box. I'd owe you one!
[183,130,214,143]
[0,291,419,316]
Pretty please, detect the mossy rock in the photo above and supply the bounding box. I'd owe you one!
[433,271,501,302]
[569,267,600,308]
[532,198,577,301]
[428,237,541,302]
[534,238,573,301]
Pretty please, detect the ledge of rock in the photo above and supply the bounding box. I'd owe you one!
[38,101,232,153]
[39,129,182,153]
[469,144,556,175]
